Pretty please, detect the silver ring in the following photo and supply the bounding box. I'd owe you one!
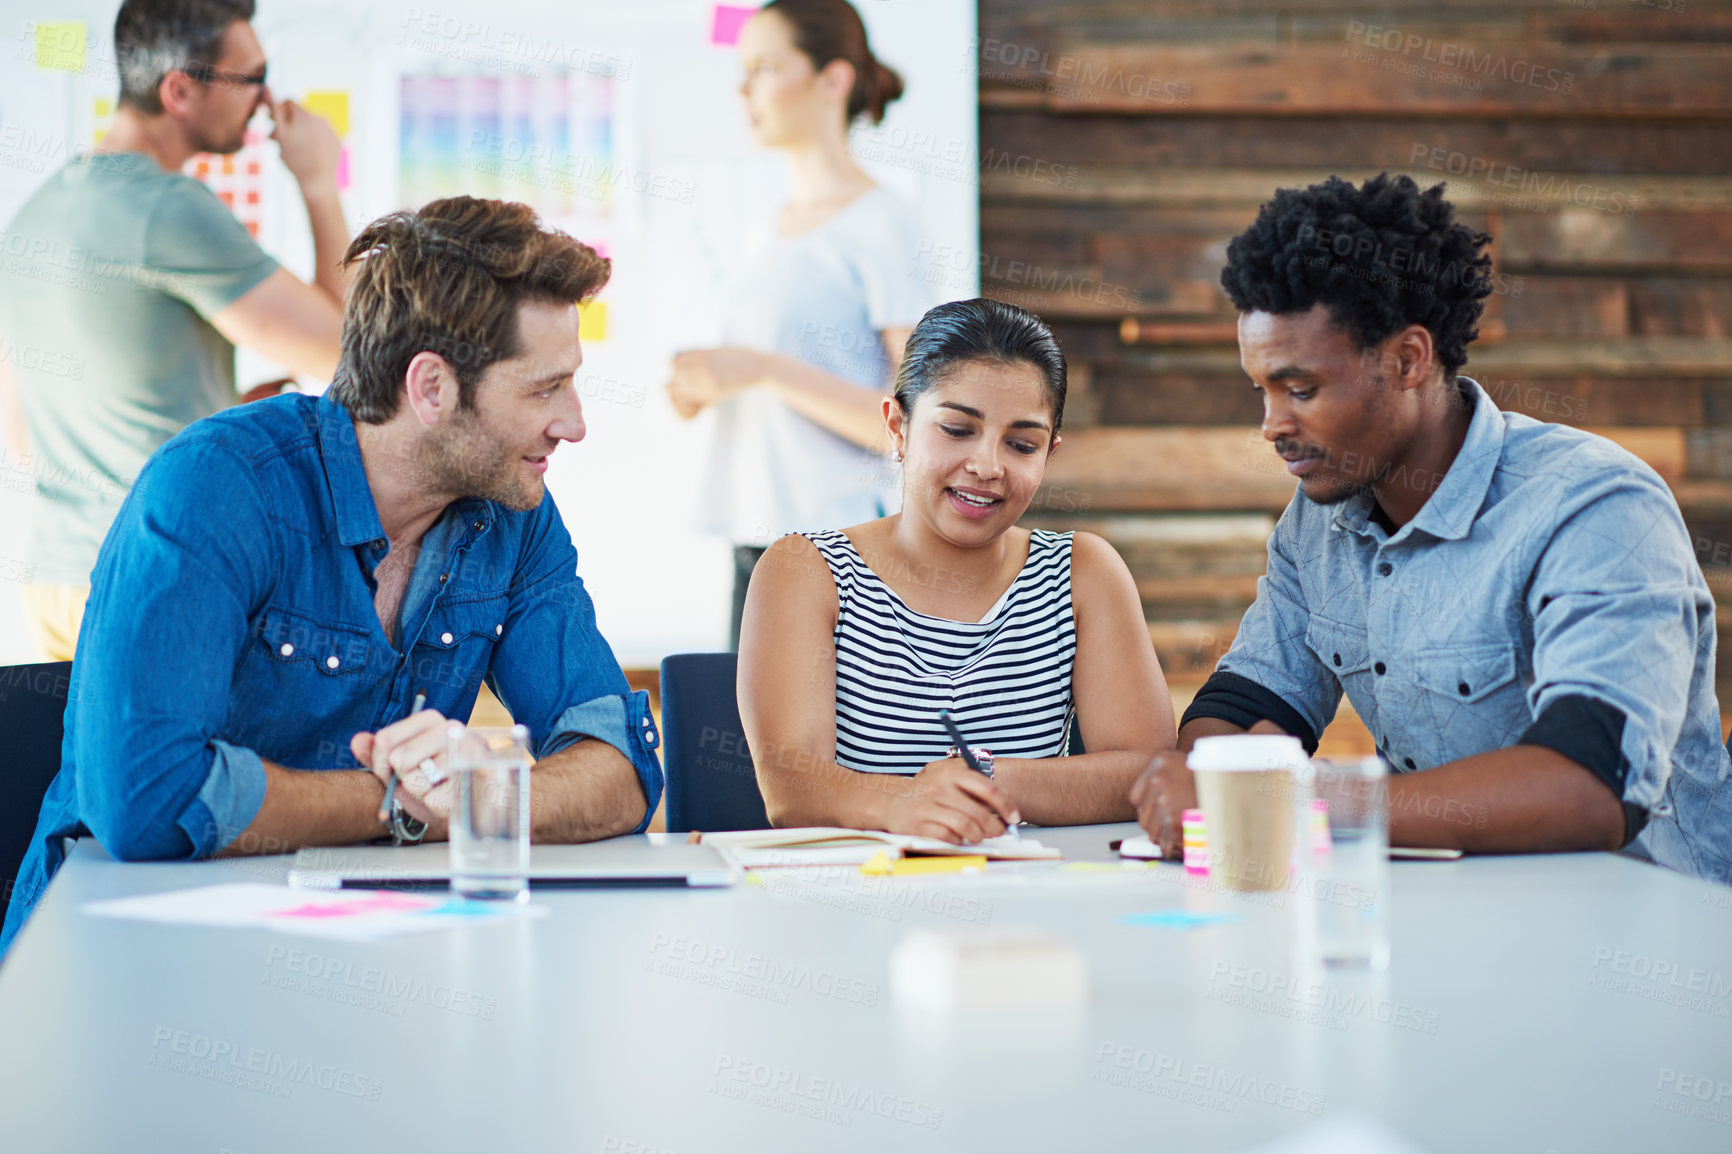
[418,757,445,786]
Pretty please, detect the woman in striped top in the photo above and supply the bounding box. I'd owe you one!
[738,299,1176,842]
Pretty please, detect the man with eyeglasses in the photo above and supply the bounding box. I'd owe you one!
[0,0,347,660]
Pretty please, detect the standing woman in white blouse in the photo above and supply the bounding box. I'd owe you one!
[665,0,932,647]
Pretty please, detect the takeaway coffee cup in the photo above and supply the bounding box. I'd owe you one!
[1188,734,1307,891]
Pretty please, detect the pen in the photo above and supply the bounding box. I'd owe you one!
[377,691,427,822]
[938,710,1019,841]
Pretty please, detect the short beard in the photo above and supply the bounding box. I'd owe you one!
[189,120,248,157]
[424,406,542,512]
[1302,478,1374,507]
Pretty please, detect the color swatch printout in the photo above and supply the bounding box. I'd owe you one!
[185,128,270,239]
[399,68,615,221]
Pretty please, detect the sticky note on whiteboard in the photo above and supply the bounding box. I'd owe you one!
[709,5,755,47]
[579,300,608,342]
[303,90,350,138]
[35,21,86,72]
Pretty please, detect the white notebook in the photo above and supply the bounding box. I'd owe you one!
[700,827,1061,869]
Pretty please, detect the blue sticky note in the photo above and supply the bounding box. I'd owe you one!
[430,899,511,918]
[1119,910,1241,930]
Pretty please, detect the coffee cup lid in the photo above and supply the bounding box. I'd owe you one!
[1187,734,1308,772]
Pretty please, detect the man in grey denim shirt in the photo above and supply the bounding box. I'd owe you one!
[1132,174,1732,883]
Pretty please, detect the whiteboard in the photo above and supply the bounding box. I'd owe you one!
[0,0,979,664]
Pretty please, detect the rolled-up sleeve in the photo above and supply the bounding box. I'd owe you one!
[74,440,276,860]
[1523,473,1711,819]
[1196,499,1342,746]
[485,495,663,833]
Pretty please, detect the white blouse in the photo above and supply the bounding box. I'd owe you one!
[696,186,934,544]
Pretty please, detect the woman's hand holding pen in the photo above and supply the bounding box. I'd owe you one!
[352,707,457,833]
[878,757,1021,845]
[666,348,768,418]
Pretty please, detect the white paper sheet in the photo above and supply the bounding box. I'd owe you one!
[83,883,546,941]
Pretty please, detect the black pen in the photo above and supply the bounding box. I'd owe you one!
[377,691,427,822]
[938,710,1020,841]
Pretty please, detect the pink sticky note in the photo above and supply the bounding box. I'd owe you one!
[710,4,755,47]
[271,893,435,919]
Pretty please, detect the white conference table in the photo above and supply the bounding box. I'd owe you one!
[1,823,1729,1153]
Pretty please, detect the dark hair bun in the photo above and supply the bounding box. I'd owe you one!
[861,56,905,125]
[765,0,905,127]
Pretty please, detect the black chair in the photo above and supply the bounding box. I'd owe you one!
[0,662,72,928]
[659,653,770,833]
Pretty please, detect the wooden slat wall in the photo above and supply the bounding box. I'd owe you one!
[982,0,1732,749]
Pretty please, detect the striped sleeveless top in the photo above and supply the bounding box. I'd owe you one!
[804,528,1078,773]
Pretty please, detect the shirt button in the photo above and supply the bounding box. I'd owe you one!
[279,643,294,657]
[325,655,340,669]
[473,520,485,531]
[441,632,454,644]
[1458,682,1471,696]
[495,624,503,636]
[1374,662,1387,675]
[1377,561,1392,576]
[439,573,449,584]
[1403,757,1416,770]
[1332,653,1342,667]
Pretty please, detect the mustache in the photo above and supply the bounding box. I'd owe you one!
[1274,439,1326,461]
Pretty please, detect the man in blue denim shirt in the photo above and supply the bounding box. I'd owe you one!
[1132,175,1732,882]
[2,197,663,952]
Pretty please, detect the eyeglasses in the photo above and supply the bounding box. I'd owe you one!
[183,62,269,89]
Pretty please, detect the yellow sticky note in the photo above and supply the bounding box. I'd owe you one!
[36,21,86,72]
[303,90,350,138]
[886,855,988,876]
[578,300,608,342]
[859,850,897,876]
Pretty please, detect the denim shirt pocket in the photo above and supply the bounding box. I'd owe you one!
[255,606,375,677]
[410,595,510,698]
[241,606,378,742]
[1305,616,1372,678]
[1305,615,1374,737]
[1411,642,1524,762]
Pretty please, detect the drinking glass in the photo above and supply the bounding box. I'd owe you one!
[447,724,532,903]
[1302,756,1390,970]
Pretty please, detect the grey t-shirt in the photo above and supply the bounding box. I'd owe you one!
[0,151,278,583]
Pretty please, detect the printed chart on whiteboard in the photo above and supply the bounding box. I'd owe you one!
[398,69,618,225]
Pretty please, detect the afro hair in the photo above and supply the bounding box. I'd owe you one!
[1219,173,1493,379]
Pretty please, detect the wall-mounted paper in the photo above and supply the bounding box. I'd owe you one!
[35,21,85,72]
[400,68,616,220]
[709,5,755,48]
[303,90,351,138]
[187,129,270,238]
[579,300,608,342]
